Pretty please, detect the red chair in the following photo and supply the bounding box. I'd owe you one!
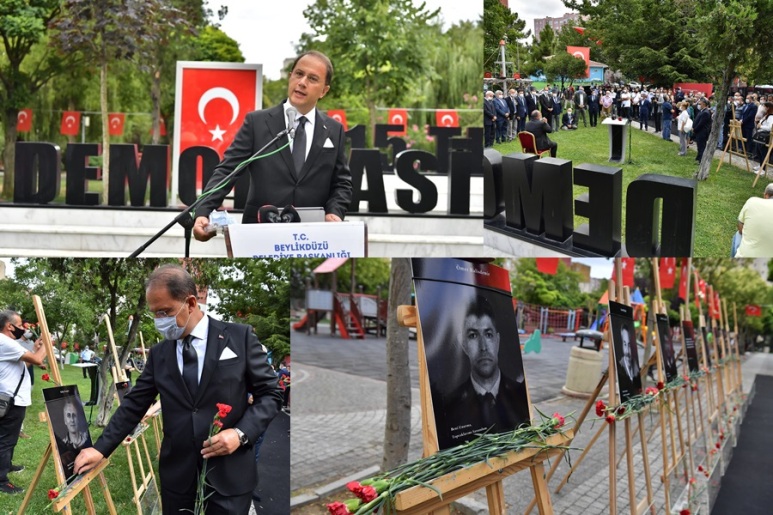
[517,131,551,158]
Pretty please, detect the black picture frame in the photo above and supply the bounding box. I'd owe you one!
[609,301,642,402]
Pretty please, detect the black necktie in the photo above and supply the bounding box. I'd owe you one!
[292,116,307,174]
[182,335,198,398]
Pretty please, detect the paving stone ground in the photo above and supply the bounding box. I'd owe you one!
[290,325,771,514]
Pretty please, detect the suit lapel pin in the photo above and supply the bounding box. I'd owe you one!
[218,334,224,339]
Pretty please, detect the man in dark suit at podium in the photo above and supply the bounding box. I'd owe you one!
[193,50,352,242]
[524,111,558,157]
[74,265,282,514]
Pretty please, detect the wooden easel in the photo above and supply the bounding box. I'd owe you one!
[18,296,117,515]
[137,333,163,458]
[650,259,690,515]
[103,317,160,515]
[716,109,751,173]
[395,302,570,514]
[731,303,743,395]
[751,130,772,187]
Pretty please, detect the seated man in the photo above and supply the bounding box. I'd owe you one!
[524,110,558,157]
[561,109,578,130]
[732,183,773,257]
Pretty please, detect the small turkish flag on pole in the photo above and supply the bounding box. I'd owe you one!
[387,108,408,136]
[536,258,559,275]
[326,109,348,131]
[108,113,125,136]
[678,259,689,301]
[659,257,677,289]
[745,305,762,317]
[60,111,81,136]
[435,109,459,128]
[17,108,32,132]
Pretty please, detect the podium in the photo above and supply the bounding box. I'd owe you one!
[602,117,630,162]
[224,221,367,257]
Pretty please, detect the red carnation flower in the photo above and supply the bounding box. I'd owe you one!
[657,381,665,390]
[691,384,698,391]
[617,405,626,415]
[716,442,721,449]
[645,387,658,396]
[719,433,725,440]
[698,465,704,472]
[358,485,378,503]
[595,400,606,417]
[680,509,691,515]
[216,403,232,416]
[327,501,352,515]
[42,373,51,382]
[606,414,616,424]
[552,412,565,428]
[346,481,362,494]
[48,489,59,500]
[213,420,223,429]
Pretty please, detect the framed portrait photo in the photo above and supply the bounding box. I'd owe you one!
[412,258,530,451]
[609,301,642,402]
[43,385,93,482]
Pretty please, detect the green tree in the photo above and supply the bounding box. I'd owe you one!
[213,259,291,365]
[50,0,186,204]
[0,0,76,199]
[298,0,440,133]
[192,25,244,62]
[544,52,588,90]
[483,0,528,77]
[511,259,587,308]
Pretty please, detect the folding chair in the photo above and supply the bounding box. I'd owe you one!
[517,131,551,158]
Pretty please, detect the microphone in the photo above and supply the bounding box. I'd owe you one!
[279,205,301,223]
[286,106,297,139]
[257,205,280,223]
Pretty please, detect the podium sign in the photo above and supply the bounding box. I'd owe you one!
[602,117,630,162]
[225,221,367,258]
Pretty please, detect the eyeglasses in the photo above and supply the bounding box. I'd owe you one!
[152,300,188,319]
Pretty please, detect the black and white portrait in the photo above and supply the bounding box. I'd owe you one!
[656,314,678,382]
[682,320,700,373]
[44,386,93,481]
[609,301,642,402]
[412,259,530,451]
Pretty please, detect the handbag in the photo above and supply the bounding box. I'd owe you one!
[753,130,770,143]
[0,367,26,418]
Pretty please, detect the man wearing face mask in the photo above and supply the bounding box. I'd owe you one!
[74,265,282,514]
[0,310,46,494]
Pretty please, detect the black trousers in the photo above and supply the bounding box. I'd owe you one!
[162,484,252,515]
[0,405,26,483]
[589,110,598,127]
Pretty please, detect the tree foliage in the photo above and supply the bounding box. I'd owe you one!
[511,259,588,308]
[483,0,528,76]
[544,52,588,89]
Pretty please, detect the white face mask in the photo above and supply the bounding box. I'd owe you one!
[23,330,33,340]
[154,301,191,341]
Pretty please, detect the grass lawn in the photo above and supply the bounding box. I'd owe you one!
[0,365,158,514]
[493,123,765,256]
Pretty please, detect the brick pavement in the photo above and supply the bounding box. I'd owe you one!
[291,324,771,514]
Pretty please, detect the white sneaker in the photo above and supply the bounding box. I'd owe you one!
[753,166,760,171]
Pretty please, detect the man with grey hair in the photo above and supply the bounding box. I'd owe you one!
[733,184,773,257]
[75,264,282,513]
[0,310,46,494]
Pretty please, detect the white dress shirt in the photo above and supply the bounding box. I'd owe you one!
[283,101,315,160]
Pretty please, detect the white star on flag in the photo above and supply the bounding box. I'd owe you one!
[209,124,226,142]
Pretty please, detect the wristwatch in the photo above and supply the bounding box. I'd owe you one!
[233,427,249,446]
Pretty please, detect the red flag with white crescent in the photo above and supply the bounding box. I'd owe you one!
[566,46,590,78]
[60,111,81,136]
[535,258,559,275]
[745,305,762,317]
[387,108,408,136]
[174,63,261,192]
[108,113,125,136]
[326,109,348,131]
[16,108,32,133]
[435,109,459,128]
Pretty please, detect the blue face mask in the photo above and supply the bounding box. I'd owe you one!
[154,301,191,341]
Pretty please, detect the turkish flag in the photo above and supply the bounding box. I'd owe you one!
[387,108,408,136]
[435,109,459,128]
[659,257,677,289]
[326,109,348,131]
[159,117,167,137]
[536,258,559,275]
[566,46,590,78]
[746,305,762,317]
[615,258,635,287]
[713,291,721,320]
[678,259,689,300]
[176,64,261,189]
[108,113,125,136]
[573,26,586,35]
[60,111,81,136]
[16,108,32,132]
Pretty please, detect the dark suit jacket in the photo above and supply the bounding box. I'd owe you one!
[194,102,353,222]
[525,94,538,116]
[589,94,600,113]
[562,113,576,127]
[484,99,496,126]
[693,108,712,141]
[94,318,282,497]
[505,96,516,117]
[524,119,554,150]
[438,373,530,449]
[515,96,528,118]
